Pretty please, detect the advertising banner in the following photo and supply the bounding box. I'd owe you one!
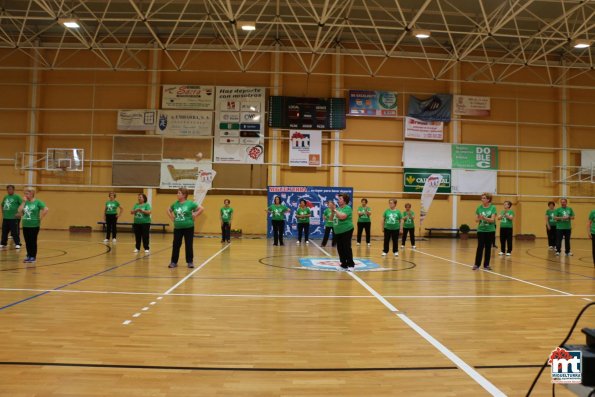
[289,130,322,167]
[348,90,397,117]
[156,110,213,137]
[453,95,491,116]
[452,170,497,194]
[403,168,451,193]
[117,110,156,131]
[407,94,453,122]
[452,144,498,170]
[404,117,444,140]
[266,186,353,238]
[162,85,215,110]
[159,159,213,190]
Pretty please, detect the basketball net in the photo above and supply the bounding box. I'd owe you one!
[193,168,216,206]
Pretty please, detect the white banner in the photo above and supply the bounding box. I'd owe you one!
[420,174,443,223]
[289,130,322,167]
[117,110,156,131]
[453,95,491,116]
[452,169,497,194]
[156,110,213,137]
[214,87,266,164]
[404,117,444,140]
[160,159,213,189]
[162,85,215,110]
[402,142,452,169]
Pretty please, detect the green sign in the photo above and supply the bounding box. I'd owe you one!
[452,144,498,170]
[404,169,451,193]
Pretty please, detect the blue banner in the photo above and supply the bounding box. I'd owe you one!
[407,94,452,122]
[267,186,353,238]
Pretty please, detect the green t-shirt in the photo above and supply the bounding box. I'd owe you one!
[590,210,595,234]
[499,210,514,229]
[546,209,556,226]
[133,203,151,224]
[383,209,402,231]
[220,207,233,223]
[402,210,415,229]
[357,206,371,223]
[21,199,46,228]
[554,206,574,230]
[296,207,311,224]
[323,208,333,227]
[171,200,198,229]
[2,194,23,220]
[476,204,497,232]
[333,205,354,234]
[105,200,120,215]
[269,204,288,221]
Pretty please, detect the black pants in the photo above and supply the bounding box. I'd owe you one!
[592,234,595,265]
[356,222,371,244]
[556,229,571,254]
[272,220,284,245]
[500,228,513,253]
[23,227,39,258]
[402,228,415,246]
[547,225,557,247]
[297,223,310,242]
[221,222,230,241]
[171,227,194,264]
[1,218,21,245]
[321,226,335,247]
[133,223,150,250]
[475,231,495,268]
[105,214,117,239]
[383,228,400,253]
[335,228,354,268]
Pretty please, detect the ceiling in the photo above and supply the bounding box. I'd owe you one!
[0,0,593,87]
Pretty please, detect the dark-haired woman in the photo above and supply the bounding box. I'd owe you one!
[131,193,151,253]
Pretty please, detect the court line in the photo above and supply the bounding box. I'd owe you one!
[310,241,505,397]
[413,249,575,296]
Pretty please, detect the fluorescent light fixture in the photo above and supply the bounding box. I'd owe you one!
[58,18,80,28]
[412,29,431,39]
[238,21,256,31]
[573,39,591,49]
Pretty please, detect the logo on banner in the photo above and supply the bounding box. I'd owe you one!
[298,257,383,271]
[291,131,311,149]
[247,145,264,160]
[158,113,168,131]
[549,347,581,384]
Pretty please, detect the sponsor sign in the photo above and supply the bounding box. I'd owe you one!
[452,144,498,170]
[403,169,451,193]
[348,90,398,117]
[162,85,215,110]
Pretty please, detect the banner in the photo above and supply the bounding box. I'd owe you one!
[160,159,213,189]
[117,110,156,131]
[404,168,451,193]
[266,186,353,238]
[402,142,452,169]
[420,174,444,223]
[214,87,266,164]
[348,90,397,117]
[404,117,444,140]
[407,94,452,122]
[289,130,322,167]
[156,110,213,137]
[162,85,215,110]
[452,144,498,170]
[452,169,497,194]
[453,95,491,116]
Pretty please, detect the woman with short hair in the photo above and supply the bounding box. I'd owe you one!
[17,187,48,264]
[167,188,203,269]
[131,193,151,253]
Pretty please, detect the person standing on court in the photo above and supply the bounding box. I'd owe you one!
[588,209,595,266]
[220,199,233,243]
[356,198,371,247]
[321,200,336,247]
[131,193,151,253]
[266,196,289,246]
[545,201,557,250]
[296,199,311,245]
[330,193,355,270]
[103,192,122,242]
[382,199,402,257]
[401,202,415,250]
[17,187,48,264]
[498,201,514,256]
[167,187,203,269]
[473,192,497,270]
[554,198,575,256]
[1,185,23,249]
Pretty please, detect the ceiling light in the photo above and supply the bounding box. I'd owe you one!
[58,18,80,29]
[573,39,591,49]
[238,22,256,31]
[412,29,431,39]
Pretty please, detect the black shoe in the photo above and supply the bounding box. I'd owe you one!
[273,243,278,246]
[187,262,194,268]
[168,262,177,268]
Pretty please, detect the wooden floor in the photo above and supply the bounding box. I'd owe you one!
[0,231,593,397]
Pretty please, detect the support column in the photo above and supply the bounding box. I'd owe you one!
[27,42,41,187]
[146,42,161,204]
[450,63,461,229]
[269,44,282,186]
[332,47,343,187]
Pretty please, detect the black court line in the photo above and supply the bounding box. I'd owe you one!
[524,248,595,278]
[259,254,417,272]
[0,361,544,372]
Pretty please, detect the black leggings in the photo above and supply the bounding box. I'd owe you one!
[356,222,371,244]
[297,223,310,242]
[272,220,284,245]
[335,228,355,268]
[475,231,495,268]
[556,229,571,254]
[547,225,557,247]
[221,222,230,241]
[499,228,513,253]
[592,234,595,265]
[23,227,40,258]
[401,228,415,246]
[133,223,150,250]
[1,218,20,245]
[383,228,400,253]
[171,227,194,264]
[322,226,335,246]
[105,214,117,239]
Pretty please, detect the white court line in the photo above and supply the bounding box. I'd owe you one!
[414,249,575,296]
[310,241,505,397]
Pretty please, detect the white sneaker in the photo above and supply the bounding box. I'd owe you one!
[144,249,150,253]
[498,252,504,256]
[566,252,573,256]
[555,252,560,256]
[401,245,404,248]
[548,246,554,250]
[356,242,360,246]
[112,238,117,242]
[305,241,310,244]
[412,246,416,249]
[381,252,387,256]
[0,245,5,248]
[505,253,511,256]
[367,243,371,247]
[296,241,300,245]
[15,245,21,249]
[394,252,399,257]
[103,239,109,242]
[133,248,139,253]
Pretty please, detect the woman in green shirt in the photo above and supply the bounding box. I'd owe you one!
[545,201,556,250]
[103,192,122,243]
[296,199,311,245]
[356,198,371,247]
[473,192,497,270]
[321,200,336,247]
[220,199,233,243]
[382,199,402,257]
[330,193,355,270]
[497,201,514,256]
[267,196,290,246]
[401,203,415,249]
[1,184,22,249]
[588,210,595,266]
[131,193,151,253]
[17,187,49,264]
[167,187,203,268]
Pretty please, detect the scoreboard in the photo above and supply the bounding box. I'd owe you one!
[268,96,346,130]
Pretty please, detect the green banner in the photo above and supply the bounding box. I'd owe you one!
[452,144,498,170]
[404,169,451,193]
